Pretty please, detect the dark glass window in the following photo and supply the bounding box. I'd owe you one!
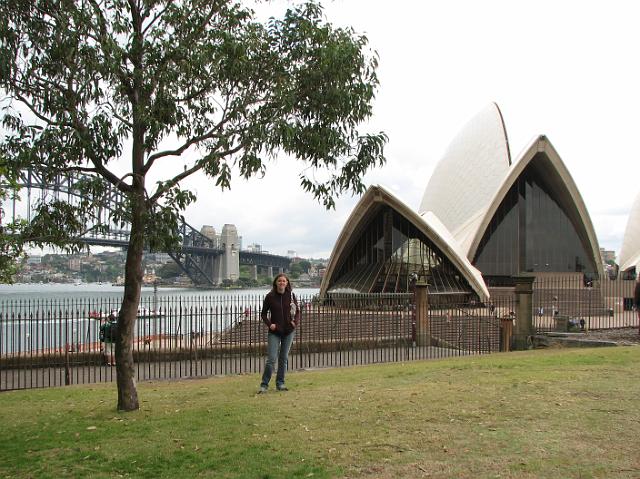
[474,153,598,281]
[329,205,474,297]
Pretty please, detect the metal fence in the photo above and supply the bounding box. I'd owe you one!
[531,276,639,332]
[4,278,635,392]
[0,292,508,391]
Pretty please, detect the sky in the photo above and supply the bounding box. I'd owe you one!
[11,0,640,260]
[176,0,640,259]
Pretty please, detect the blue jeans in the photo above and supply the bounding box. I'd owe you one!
[260,331,295,389]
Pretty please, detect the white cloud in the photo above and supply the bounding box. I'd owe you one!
[205,0,638,258]
[10,0,640,261]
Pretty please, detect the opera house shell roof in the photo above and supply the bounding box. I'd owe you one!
[320,185,490,300]
[618,190,640,272]
[320,103,604,299]
[418,103,511,255]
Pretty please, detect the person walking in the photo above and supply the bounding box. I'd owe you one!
[99,311,118,366]
[258,273,300,393]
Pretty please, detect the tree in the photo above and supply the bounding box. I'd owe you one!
[289,262,303,278]
[156,261,182,280]
[0,162,27,282]
[0,0,386,411]
[297,259,311,273]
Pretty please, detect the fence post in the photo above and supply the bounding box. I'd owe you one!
[500,318,513,352]
[64,348,71,385]
[513,275,535,350]
[415,280,430,347]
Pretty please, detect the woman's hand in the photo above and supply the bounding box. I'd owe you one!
[269,324,276,331]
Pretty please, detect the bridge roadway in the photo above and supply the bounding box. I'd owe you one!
[80,231,291,283]
[9,169,291,284]
[84,235,288,265]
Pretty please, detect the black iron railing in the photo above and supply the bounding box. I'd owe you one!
[531,277,639,332]
[0,292,507,391]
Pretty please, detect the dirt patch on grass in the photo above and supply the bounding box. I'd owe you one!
[583,327,640,345]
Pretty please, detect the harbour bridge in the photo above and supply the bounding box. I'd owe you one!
[4,170,291,286]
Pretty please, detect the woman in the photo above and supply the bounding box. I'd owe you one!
[258,273,300,393]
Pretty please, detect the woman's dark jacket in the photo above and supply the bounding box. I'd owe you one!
[261,289,300,337]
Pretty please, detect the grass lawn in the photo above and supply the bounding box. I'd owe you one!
[1,347,639,478]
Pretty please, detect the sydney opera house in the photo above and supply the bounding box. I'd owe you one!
[619,190,640,276]
[320,103,612,302]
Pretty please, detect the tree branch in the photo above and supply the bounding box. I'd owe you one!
[148,1,221,96]
[143,109,232,172]
[141,5,169,36]
[148,142,244,203]
[87,0,134,98]
[12,93,71,129]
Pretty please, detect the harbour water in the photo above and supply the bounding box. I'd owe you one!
[0,282,320,302]
[0,283,320,354]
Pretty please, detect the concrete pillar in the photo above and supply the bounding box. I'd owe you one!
[415,280,430,347]
[251,265,258,281]
[268,266,273,278]
[513,275,535,350]
[220,224,240,282]
[212,255,222,285]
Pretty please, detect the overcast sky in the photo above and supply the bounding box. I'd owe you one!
[9,1,638,260]
[177,0,640,259]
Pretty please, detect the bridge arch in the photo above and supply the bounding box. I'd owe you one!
[4,171,290,285]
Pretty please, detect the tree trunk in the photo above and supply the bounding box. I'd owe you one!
[115,193,145,411]
[118,7,147,410]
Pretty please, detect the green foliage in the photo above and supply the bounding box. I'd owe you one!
[237,275,260,287]
[156,261,182,280]
[289,260,311,278]
[297,259,312,273]
[289,263,302,279]
[0,0,386,408]
[0,0,386,281]
[0,158,25,282]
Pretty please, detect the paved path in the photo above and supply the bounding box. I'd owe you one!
[1,345,476,391]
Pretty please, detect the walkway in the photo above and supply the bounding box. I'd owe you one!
[1,344,476,391]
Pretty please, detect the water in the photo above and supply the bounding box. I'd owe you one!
[0,283,320,354]
[0,282,320,301]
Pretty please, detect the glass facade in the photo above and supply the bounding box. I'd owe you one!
[474,153,598,284]
[328,205,475,297]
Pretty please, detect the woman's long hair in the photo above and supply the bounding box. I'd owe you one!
[271,273,292,293]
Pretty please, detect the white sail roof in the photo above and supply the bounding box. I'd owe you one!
[619,190,640,272]
[419,103,603,278]
[419,102,511,248]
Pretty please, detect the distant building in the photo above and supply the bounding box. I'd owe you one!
[68,257,81,271]
[599,248,616,265]
[287,250,297,258]
[308,263,319,278]
[153,253,172,264]
[143,268,157,284]
[26,255,42,264]
[246,243,262,253]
